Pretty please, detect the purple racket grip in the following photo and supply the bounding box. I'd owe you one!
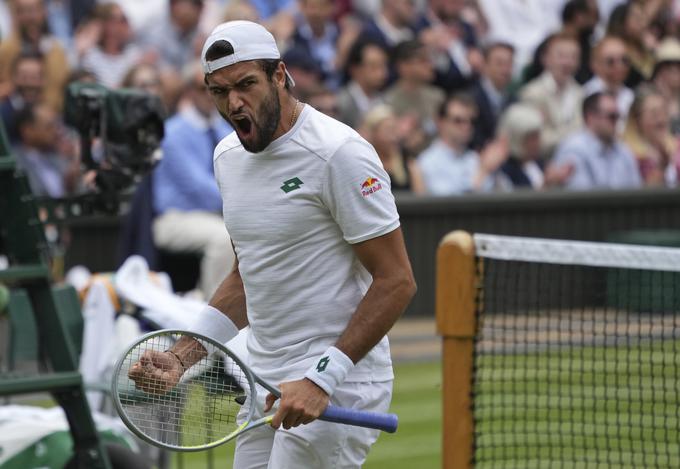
[320,404,398,433]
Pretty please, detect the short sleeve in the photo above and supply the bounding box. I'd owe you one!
[321,138,400,244]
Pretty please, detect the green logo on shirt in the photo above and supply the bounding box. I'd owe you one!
[316,356,330,372]
[281,177,304,193]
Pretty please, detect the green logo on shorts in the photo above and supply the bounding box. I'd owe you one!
[281,177,304,193]
[316,356,330,372]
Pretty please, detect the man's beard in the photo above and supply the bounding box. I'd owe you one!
[221,84,281,153]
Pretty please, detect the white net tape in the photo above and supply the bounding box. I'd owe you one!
[474,234,680,272]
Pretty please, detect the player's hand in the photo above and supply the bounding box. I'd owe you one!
[128,350,184,395]
[265,378,330,430]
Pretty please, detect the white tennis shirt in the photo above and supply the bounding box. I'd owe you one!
[213,105,400,385]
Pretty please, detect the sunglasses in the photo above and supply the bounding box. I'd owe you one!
[603,56,630,67]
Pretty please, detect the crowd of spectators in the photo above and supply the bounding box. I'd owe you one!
[3,0,680,200]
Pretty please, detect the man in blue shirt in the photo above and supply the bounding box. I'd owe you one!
[417,93,508,195]
[551,91,642,190]
[152,62,234,298]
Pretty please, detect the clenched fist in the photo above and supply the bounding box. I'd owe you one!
[128,351,184,395]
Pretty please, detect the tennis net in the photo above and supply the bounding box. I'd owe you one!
[437,232,680,469]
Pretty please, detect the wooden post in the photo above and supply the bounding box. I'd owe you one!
[436,231,476,469]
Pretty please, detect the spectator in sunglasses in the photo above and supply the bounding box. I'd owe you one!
[417,92,508,195]
[623,87,680,187]
[606,1,656,88]
[583,36,634,128]
[551,91,641,190]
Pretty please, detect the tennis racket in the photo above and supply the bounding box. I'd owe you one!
[111,329,398,451]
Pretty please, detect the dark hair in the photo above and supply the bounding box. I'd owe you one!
[346,36,386,69]
[170,0,203,6]
[204,39,291,89]
[392,40,426,64]
[482,41,514,60]
[561,0,591,24]
[438,92,478,119]
[93,2,126,21]
[582,90,616,118]
[606,2,631,38]
[282,47,321,74]
[542,32,579,56]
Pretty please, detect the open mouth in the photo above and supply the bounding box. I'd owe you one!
[233,115,253,139]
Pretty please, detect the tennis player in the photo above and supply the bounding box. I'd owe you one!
[130,20,416,468]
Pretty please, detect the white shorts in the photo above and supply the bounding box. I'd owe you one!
[233,380,393,469]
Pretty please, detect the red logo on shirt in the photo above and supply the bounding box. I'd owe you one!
[361,177,382,196]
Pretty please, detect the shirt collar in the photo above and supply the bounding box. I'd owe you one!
[298,21,337,43]
[436,138,471,159]
[481,77,503,109]
[348,81,379,113]
[375,13,414,46]
[540,71,574,94]
[588,75,626,94]
[584,128,616,154]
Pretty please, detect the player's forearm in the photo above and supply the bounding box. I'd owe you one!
[208,267,248,329]
[170,336,208,369]
[174,265,248,368]
[335,272,416,364]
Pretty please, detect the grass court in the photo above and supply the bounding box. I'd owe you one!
[170,361,442,469]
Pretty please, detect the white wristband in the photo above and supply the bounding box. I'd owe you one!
[188,305,239,355]
[303,346,354,396]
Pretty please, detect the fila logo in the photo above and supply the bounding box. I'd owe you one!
[281,177,304,193]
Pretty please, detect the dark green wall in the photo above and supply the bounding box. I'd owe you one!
[64,188,680,316]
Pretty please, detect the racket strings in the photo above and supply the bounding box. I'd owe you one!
[117,333,249,448]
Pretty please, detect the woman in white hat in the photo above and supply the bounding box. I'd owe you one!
[497,103,573,190]
[651,38,680,135]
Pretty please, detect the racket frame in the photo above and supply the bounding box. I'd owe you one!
[111,329,259,451]
[112,329,399,452]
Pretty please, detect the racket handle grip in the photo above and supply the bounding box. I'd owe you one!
[320,404,398,433]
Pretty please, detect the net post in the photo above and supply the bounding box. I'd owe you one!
[436,230,476,469]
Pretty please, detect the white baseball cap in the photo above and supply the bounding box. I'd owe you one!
[201,20,295,86]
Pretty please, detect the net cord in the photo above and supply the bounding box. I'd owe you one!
[474,234,680,272]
